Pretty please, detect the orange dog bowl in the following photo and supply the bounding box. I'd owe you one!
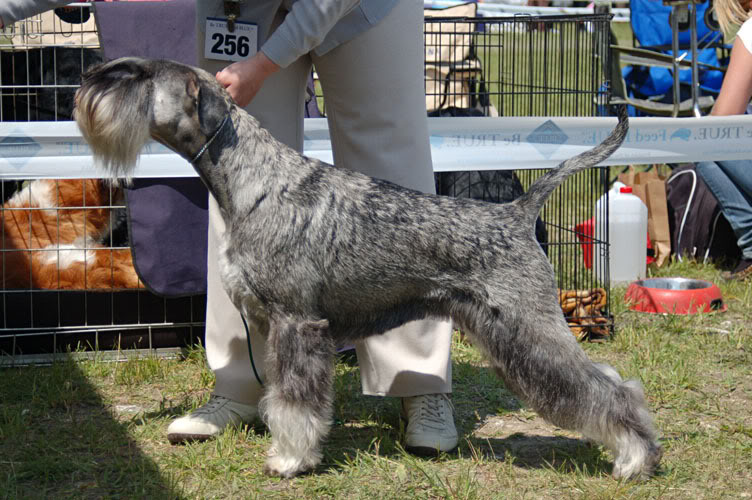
[625,278,726,314]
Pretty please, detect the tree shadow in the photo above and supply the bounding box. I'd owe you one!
[0,356,181,499]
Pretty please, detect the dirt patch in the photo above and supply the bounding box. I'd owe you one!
[474,413,568,439]
[470,413,602,473]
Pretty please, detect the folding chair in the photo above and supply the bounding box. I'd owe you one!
[612,0,727,116]
[608,42,723,116]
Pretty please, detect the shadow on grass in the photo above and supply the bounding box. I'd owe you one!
[0,356,181,499]
[467,434,611,476]
[320,415,610,478]
[317,357,613,477]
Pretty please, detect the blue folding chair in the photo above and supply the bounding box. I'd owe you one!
[616,0,727,116]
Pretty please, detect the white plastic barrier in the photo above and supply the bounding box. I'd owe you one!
[2,115,752,180]
[424,0,630,22]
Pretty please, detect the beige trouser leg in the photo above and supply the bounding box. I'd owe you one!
[311,0,452,396]
[198,0,452,404]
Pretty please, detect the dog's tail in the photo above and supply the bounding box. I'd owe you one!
[516,106,628,220]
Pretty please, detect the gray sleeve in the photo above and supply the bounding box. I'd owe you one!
[0,0,76,25]
[260,0,361,68]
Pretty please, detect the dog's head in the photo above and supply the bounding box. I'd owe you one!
[75,57,233,177]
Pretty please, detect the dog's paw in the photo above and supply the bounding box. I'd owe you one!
[611,442,663,481]
[263,455,312,478]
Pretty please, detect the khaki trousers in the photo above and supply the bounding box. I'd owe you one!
[196,0,453,404]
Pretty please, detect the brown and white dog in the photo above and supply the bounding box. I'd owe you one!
[2,178,142,290]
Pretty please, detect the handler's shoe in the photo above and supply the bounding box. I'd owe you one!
[722,258,752,281]
[167,394,258,444]
[401,393,458,455]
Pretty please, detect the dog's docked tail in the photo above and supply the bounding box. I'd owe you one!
[517,105,628,219]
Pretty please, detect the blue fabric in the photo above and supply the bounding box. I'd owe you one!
[696,160,752,259]
[623,0,726,115]
[622,48,724,96]
[631,0,714,47]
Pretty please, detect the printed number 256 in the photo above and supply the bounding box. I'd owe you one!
[211,33,251,57]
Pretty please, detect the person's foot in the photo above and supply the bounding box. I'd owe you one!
[167,394,258,444]
[722,258,752,281]
[401,393,459,456]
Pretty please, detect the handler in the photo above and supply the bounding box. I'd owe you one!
[694,0,752,280]
[179,0,457,453]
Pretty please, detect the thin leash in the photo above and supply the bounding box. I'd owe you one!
[191,113,231,164]
[190,112,263,385]
[241,314,264,386]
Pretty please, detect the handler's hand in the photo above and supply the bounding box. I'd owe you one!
[215,52,280,108]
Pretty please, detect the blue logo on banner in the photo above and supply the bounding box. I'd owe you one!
[429,135,444,148]
[526,120,568,159]
[670,128,691,141]
[0,133,42,169]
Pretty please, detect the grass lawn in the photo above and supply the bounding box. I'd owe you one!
[1,257,750,499]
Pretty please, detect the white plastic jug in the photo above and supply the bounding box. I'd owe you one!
[594,185,648,285]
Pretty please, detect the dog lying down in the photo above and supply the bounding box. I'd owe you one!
[74,57,661,479]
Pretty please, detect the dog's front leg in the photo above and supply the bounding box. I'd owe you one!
[260,315,335,478]
[218,245,270,337]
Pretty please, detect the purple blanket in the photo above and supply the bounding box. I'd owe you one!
[97,0,208,296]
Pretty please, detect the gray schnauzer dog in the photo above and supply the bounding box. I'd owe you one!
[74,57,662,480]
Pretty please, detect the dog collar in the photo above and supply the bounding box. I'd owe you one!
[191,113,231,164]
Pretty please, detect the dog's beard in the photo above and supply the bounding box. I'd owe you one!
[74,85,151,179]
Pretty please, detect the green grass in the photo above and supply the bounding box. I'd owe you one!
[1,257,751,499]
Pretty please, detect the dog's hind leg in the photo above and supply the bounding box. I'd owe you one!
[466,309,661,480]
[260,315,336,478]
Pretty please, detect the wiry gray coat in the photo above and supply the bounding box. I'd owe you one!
[75,57,662,480]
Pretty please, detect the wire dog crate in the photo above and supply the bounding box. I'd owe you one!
[424,14,614,340]
[1,5,204,364]
[424,14,611,116]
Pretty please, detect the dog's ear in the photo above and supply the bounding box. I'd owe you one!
[184,75,202,123]
[194,74,230,135]
[186,75,200,102]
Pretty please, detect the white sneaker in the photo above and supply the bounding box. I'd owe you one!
[167,394,258,444]
[401,393,459,455]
